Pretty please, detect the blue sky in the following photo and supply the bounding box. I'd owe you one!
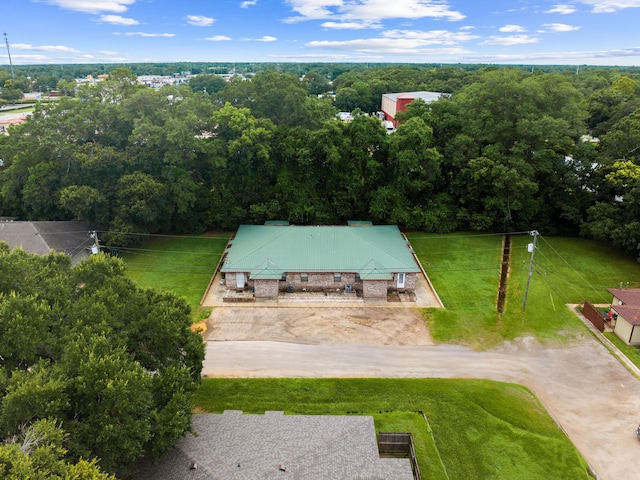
[3,0,640,66]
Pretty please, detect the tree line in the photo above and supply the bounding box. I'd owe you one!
[1,65,640,258]
[0,246,205,477]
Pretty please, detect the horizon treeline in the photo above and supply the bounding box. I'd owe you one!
[1,65,640,259]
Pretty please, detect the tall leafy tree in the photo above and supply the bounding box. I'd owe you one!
[0,250,205,476]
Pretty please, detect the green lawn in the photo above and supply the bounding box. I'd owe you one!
[408,232,640,349]
[0,106,34,116]
[121,233,229,313]
[603,332,640,371]
[119,231,634,477]
[194,378,591,480]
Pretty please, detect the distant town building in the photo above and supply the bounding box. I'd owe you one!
[137,72,193,89]
[0,114,28,135]
[381,91,449,126]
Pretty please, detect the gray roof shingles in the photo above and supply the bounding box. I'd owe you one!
[608,288,640,306]
[0,221,95,260]
[136,411,414,480]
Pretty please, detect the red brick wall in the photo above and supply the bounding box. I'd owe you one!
[254,279,278,299]
[283,272,362,292]
[363,279,388,298]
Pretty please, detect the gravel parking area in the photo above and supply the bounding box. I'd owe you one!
[206,306,433,345]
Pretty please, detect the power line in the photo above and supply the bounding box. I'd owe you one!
[532,266,574,306]
[537,234,609,301]
[107,246,221,256]
[96,230,230,239]
[406,230,531,240]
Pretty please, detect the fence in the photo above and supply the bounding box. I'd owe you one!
[378,432,422,480]
[583,300,606,332]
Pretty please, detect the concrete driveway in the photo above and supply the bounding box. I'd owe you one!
[204,328,640,480]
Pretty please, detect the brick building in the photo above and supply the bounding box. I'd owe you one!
[381,91,449,126]
[221,224,421,301]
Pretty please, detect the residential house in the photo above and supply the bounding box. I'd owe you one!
[0,114,28,135]
[220,224,422,301]
[0,220,98,265]
[136,411,415,480]
[608,288,640,345]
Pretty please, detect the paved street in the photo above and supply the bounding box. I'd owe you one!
[204,335,640,480]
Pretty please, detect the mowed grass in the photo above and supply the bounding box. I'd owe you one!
[121,233,229,312]
[194,378,591,480]
[407,232,640,349]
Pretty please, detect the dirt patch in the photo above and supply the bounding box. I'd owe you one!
[191,321,207,334]
[205,307,433,346]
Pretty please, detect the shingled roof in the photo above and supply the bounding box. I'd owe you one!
[611,305,640,326]
[607,288,640,306]
[221,225,420,280]
[0,221,97,264]
[136,411,414,480]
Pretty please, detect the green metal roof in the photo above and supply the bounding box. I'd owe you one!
[221,225,420,279]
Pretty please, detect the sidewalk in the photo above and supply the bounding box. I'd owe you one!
[568,303,640,379]
[201,272,443,309]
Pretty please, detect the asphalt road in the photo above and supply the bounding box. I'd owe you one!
[203,335,640,480]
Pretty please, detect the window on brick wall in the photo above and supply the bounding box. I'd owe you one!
[334,273,341,282]
[281,272,286,281]
[355,273,361,282]
[301,273,308,282]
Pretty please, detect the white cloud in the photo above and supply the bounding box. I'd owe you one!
[5,54,52,62]
[241,0,258,7]
[257,35,278,41]
[269,53,353,59]
[284,0,342,21]
[499,24,525,32]
[205,35,232,41]
[578,0,640,12]
[186,15,215,26]
[98,14,139,25]
[307,37,470,55]
[545,4,577,14]
[382,29,479,44]
[480,34,539,46]
[321,21,381,29]
[113,32,175,37]
[306,28,475,54]
[543,23,581,32]
[41,0,135,14]
[285,0,464,23]
[11,43,80,52]
[467,46,640,64]
[99,50,119,55]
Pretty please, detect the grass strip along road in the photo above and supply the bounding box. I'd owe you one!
[195,378,591,480]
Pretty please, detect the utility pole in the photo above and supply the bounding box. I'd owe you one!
[522,230,539,312]
[3,33,15,80]
[90,231,100,255]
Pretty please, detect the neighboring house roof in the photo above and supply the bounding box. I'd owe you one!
[136,411,414,480]
[382,91,444,103]
[607,288,640,305]
[221,225,420,280]
[611,305,640,326]
[0,221,96,263]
